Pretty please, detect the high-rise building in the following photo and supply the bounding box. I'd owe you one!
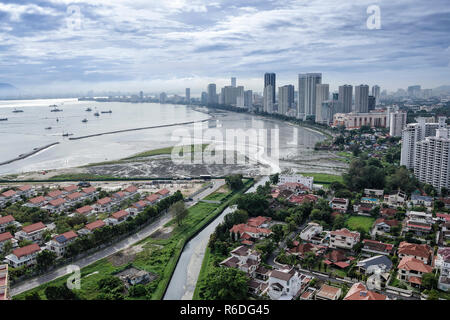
[338,85,353,113]
[354,85,369,113]
[368,95,376,111]
[139,91,144,100]
[400,117,448,169]
[159,92,167,104]
[231,77,236,87]
[414,128,450,191]
[264,73,276,104]
[297,74,307,119]
[244,90,253,109]
[372,85,380,105]
[185,88,190,104]
[264,85,274,114]
[408,85,421,98]
[207,84,217,105]
[236,86,245,108]
[304,73,322,120]
[321,100,341,125]
[278,85,295,115]
[389,111,407,137]
[315,84,329,123]
[201,92,208,105]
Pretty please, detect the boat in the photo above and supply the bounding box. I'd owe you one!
[13,109,24,113]
[62,133,74,137]
[49,104,58,108]
[45,127,52,130]
[94,112,100,117]
[0,118,7,121]
[101,110,112,114]
[82,118,88,123]
[86,107,92,112]
[51,108,63,112]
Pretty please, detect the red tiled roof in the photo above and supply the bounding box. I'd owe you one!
[317,284,341,299]
[13,243,40,258]
[398,242,432,260]
[112,210,129,220]
[63,185,78,192]
[334,261,350,269]
[47,190,63,198]
[437,213,450,222]
[125,185,138,193]
[85,220,105,231]
[67,192,84,200]
[97,197,112,205]
[398,256,433,273]
[82,187,96,194]
[242,240,254,246]
[381,208,397,216]
[344,283,387,300]
[29,195,46,204]
[0,232,13,242]
[49,198,66,206]
[22,222,46,233]
[409,276,422,285]
[146,194,160,202]
[157,188,170,196]
[53,230,77,241]
[17,185,32,192]
[113,191,126,198]
[289,194,318,204]
[0,215,14,225]
[331,228,360,239]
[247,216,271,228]
[230,223,272,236]
[363,239,394,252]
[1,190,16,198]
[76,205,93,215]
[374,218,399,227]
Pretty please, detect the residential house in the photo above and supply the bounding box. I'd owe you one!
[353,203,374,216]
[384,191,407,207]
[128,200,148,215]
[4,243,41,268]
[278,174,314,190]
[14,222,47,244]
[0,215,16,233]
[398,241,433,264]
[397,256,433,286]
[62,185,78,195]
[105,210,131,226]
[267,268,310,300]
[0,190,19,205]
[436,213,450,224]
[0,232,18,253]
[278,182,310,193]
[46,190,63,201]
[324,249,352,269]
[315,284,342,300]
[343,282,388,300]
[288,242,324,258]
[380,208,398,218]
[436,248,450,292]
[94,197,113,213]
[247,216,271,228]
[75,205,95,216]
[78,220,106,235]
[329,228,360,250]
[81,187,98,200]
[44,198,67,214]
[364,189,384,197]
[146,194,160,205]
[362,239,394,256]
[112,191,128,203]
[25,195,47,208]
[288,194,318,205]
[330,198,349,213]
[356,255,393,274]
[65,192,86,205]
[410,194,433,208]
[47,231,78,258]
[299,223,322,243]
[220,246,261,278]
[229,223,272,242]
[157,188,170,199]
[403,211,434,236]
[124,185,139,197]
[372,218,399,235]
[16,185,36,198]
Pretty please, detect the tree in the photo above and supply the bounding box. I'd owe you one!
[128,284,147,297]
[36,250,57,272]
[236,193,269,217]
[44,284,78,300]
[96,275,125,299]
[2,240,13,255]
[271,224,284,243]
[225,174,244,191]
[24,292,41,300]
[170,201,188,226]
[269,173,279,185]
[199,267,249,300]
[421,273,437,290]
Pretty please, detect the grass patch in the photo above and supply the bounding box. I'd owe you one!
[48,173,117,181]
[345,215,375,233]
[297,172,344,185]
[124,144,209,160]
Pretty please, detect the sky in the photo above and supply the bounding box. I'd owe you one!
[0,0,449,95]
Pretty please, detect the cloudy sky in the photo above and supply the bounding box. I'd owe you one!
[0,0,449,95]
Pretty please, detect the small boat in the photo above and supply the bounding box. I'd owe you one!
[51,108,63,112]
[101,110,112,114]
[0,118,7,121]
[62,133,73,137]
[49,104,58,108]
[86,107,92,112]
[82,118,88,123]
[94,112,100,117]
[45,127,52,130]
[13,109,24,113]
[56,118,59,122]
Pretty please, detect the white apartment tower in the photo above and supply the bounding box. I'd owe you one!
[298,73,322,120]
[389,111,407,137]
[414,128,450,191]
[372,85,381,106]
[264,85,274,114]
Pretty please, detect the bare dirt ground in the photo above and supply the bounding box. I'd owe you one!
[149,225,174,240]
[108,243,147,267]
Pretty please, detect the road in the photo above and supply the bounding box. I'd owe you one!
[10,179,226,297]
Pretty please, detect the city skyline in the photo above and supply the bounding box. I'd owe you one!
[0,0,449,95]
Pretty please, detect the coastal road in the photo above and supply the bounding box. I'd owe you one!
[10,179,226,297]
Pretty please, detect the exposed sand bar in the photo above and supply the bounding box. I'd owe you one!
[0,142,60,166]
[69,119,210,141]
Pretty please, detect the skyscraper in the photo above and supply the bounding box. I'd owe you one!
[278,85,295,115]
[207,84,217,105]
[264,85,274,114]
[264,73,276,104]
[159,92,167,104]
[315,84,329,123]
[372,85,380,105]
[297,74,307,119]
[389,111,407,137]
[368,95,376,111]
[201,92,208,104]
[244,90,253,109]
[231,77,236,87]
[408,85,421,98]
[338,85,353,113]
[304,73,322,120]
[354,85,369,113]
[185,88,190,104]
